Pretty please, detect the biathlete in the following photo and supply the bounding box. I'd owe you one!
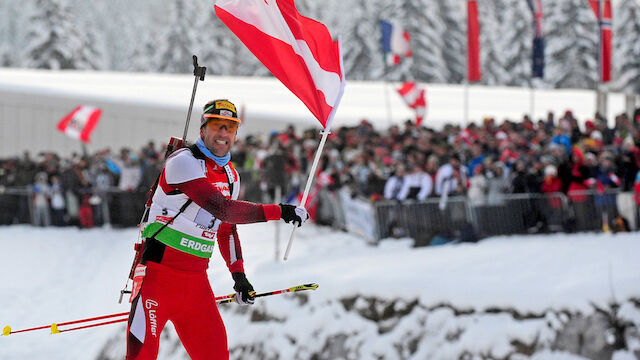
[126,99,308,360]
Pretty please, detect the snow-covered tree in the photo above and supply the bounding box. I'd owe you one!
[500,0,533,86]
[403,0,449,83]
[325,0,386,80]
[23,0,103,70]
[155,0,201,73]
[545,0,599,89]
[478,0,510,85]
[438,0,466,84]
[73,0,143,71]
[199,5,236,75]
[126,28,160,72]
[613,0,640,95]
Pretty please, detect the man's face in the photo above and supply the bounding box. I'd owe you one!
[200,118,238,156]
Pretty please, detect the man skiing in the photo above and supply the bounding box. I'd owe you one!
[126,99,309,360]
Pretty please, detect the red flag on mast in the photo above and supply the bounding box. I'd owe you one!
[467,0,481,82]
[214,0,345,130]
[588,0,612,83]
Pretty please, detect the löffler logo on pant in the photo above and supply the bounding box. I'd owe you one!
[145,299,159,337]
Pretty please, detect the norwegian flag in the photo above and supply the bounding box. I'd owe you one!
[56,105,102,143]
[396,82,426,126]
[467,0,481,82]
[526,0,545,78]
[214,0,345,130]
[588,0,612,83]
[380,20,412,66]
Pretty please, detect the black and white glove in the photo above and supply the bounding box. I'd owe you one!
[279,204,309,227]
[232,272,255,306]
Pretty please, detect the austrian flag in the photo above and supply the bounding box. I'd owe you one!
[56,105,102,143]
[214,0,345,130]
[397,82,426,126]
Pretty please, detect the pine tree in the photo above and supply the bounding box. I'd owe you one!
[329,0,385,80]
[23,0,103,70]
[156,0,200,73]
[127,28,159,72]
[199,4,237,75]
[501,0,532,86]
[438,0,466,84]
[405,0,449,83]
[613,0,640,95]
[478,0,509,85]
[545,0,599,89]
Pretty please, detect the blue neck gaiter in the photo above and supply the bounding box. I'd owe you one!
[196,137,230,167]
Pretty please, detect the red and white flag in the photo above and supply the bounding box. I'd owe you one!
[214,0,345,130]
[588,0,612,83]
[56,105,102,143]
[397,82,426,126]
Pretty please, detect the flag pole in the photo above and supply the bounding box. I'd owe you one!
[274,185,281,262]
[530,82,535,121]
[384,81,393,127]
[283,38,346,261]
[464,1,469,126]
[464,82,469,125]
[596,0,603,117]
[283,128,330,261]
[383,62,393,127]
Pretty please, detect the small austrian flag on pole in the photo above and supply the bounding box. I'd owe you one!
[397,82,426,126]
[56,105,102,143]
[214,0,345,130]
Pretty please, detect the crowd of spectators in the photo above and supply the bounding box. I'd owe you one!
[1,107,640,231]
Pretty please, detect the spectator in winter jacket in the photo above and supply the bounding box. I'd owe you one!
[435,154,468,196]
[467,164,488,206]
[397,163,432,201]
[594,152,620,222]
[566,148,591,203]
[383,164,405,200]
[49,175,66,226]
[541,165,563,209]
[486,161,509,206]
[32,172,51,227]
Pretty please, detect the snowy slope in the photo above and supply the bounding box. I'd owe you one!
[0,224,639,359]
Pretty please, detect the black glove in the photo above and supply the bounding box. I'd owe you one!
[232,272,255,306]
[279,204,309,227]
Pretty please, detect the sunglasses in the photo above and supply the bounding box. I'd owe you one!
[204,117,239,133]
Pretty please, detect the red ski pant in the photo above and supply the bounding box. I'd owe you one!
[126,261,229,360]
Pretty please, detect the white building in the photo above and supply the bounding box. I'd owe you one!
[0,68,632,157]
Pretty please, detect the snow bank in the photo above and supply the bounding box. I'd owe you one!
[0,224,639,359]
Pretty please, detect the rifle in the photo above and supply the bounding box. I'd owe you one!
[118,56,206,304]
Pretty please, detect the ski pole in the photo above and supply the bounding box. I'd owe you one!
[217,283,319,304]
[3,284,318,335]
[3,294,236,336]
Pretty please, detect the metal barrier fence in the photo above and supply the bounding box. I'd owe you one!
[0,169,266,228]
[369,189,638,242]
[2,179,638,242]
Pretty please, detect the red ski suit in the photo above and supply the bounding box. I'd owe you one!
[126,149,280,360]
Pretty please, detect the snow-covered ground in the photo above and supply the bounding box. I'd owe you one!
[1,223,639,359]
